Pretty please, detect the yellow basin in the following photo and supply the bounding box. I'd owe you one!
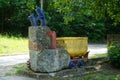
[56,37,88,57]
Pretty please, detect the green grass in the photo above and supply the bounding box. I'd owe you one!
[0,34,28,55]
[13,63,28,75]
[84,73,120,80]
[89,53,107,58]
[5,63,28,76]
[67,72,120,80]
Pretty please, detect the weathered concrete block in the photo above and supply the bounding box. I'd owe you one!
[29,40,40,50]
[30,48,70,72]
[29,26,51,50]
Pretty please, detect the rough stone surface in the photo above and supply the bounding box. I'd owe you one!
[30,48,70,72]
[29,26,51,50]
[35,68,86,79]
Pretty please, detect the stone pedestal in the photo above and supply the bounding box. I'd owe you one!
[30,48,70,72]
[29,26,70,72]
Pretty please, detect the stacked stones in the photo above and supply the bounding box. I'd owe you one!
[29,26,70,72]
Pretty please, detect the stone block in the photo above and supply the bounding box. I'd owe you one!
[29,26,51,50]
[29,40,42,50]
[29,48,70,72]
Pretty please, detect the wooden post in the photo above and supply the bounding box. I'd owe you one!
[40,0,43,10]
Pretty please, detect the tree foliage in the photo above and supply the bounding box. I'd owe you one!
[46,0,106,42]
[52,0,90,24]
[0,0,120,42]
[0,0,35,36]
[52,0,120,25]
[88,0,120,25]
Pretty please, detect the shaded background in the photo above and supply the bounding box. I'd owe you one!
[0,0,120,43]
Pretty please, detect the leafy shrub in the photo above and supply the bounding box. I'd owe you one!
[108,41,120,68]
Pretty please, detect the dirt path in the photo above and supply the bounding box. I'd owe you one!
[0,66,14,76]
[0,54,29,66]
[88,44,107,54]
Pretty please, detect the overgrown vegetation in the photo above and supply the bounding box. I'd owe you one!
[108,42,120,68]
[0,34,28,55]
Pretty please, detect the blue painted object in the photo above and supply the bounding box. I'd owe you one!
[69,58,85,68]
[77,59,85,68]
[28,7,46,27]
[35,7,46,26]
[28,13,37,26]
[69,59,76,68]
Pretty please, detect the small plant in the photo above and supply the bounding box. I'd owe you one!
[13,63,28,75]
[108,41,120,68]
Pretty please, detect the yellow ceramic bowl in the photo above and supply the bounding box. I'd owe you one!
[56,37,88,57]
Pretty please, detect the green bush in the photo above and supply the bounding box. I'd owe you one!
[108,42,120,68]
